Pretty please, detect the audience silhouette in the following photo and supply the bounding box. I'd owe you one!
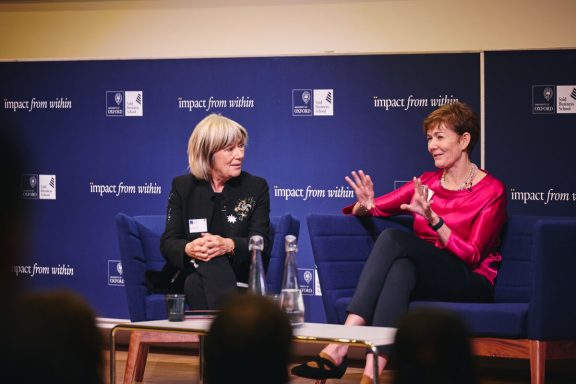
[393,307,477,384]
[1,122,104,384]
[205,294,293,384]
[6,290,105,384]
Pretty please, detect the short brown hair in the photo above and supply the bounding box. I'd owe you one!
[423,102,479,154]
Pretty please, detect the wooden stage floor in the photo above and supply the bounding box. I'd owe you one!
[105,346,576,384]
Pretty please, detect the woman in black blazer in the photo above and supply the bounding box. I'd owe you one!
[160,114,270,310]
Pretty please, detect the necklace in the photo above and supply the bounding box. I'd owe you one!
[441,163,478,191]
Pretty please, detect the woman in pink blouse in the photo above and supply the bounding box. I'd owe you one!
[292,102,507,384]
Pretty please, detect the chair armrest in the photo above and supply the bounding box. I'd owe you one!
[116,213,149,322]
[528,217,576,340]
[266,214,301,294]
[308,214,412,324]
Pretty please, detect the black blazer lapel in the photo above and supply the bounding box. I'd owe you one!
[186,179,215,239]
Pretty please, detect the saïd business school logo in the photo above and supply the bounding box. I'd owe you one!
[292,89,334,116]
[106,91,143,117]
[21,174,56,200]
[532,85,576,114]
[556,85,576,113]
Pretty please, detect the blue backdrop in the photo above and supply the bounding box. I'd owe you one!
[6,51,571,322]
[484,50,576,217]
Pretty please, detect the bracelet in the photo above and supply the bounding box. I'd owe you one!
[428,217,444,231]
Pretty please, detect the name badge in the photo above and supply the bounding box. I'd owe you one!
[189,218,208,234]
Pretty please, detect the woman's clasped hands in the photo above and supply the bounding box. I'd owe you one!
[185,233,233,262]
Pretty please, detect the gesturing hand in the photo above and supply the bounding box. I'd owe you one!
[345,170,375,210]
[400,177,434,221]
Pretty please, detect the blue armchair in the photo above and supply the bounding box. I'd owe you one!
[115,212,300,383]
[308,213,576,384]
[116,212,300,322]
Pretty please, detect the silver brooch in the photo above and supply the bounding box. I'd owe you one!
[230,197,255,222]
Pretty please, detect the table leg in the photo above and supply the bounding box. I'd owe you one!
[370,345,379,384]
[110,327,117,384]
[199,335,205,383]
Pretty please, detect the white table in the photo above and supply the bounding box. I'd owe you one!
[110,319,396,384]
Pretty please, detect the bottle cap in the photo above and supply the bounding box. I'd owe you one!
[249,235,264,251]
[285,235,298,252]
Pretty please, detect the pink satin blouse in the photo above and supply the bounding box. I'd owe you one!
[343,170,507,284]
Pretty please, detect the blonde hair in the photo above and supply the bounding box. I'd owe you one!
[187,114,248,180]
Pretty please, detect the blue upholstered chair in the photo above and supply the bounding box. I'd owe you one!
[116,213,300,321]
[308,213,576,384]
[115,212,300,383]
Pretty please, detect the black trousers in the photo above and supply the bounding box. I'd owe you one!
[347,229,493,353]
[183,256,238,310]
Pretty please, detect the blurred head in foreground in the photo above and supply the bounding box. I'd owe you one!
[5,290,104,384]
[394,307,477,384]
[0,122,27,302]
[205,294,293,384]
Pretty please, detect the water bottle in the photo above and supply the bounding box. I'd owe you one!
[248,235,266,296]
[280,234,305,326]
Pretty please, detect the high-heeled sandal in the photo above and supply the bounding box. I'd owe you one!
[291,352,348,380]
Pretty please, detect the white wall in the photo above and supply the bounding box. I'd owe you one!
[1,0,574,60]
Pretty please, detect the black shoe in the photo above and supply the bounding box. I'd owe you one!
[291,353,348,379]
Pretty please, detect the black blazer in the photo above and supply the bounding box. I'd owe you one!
[160,171,271,284]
